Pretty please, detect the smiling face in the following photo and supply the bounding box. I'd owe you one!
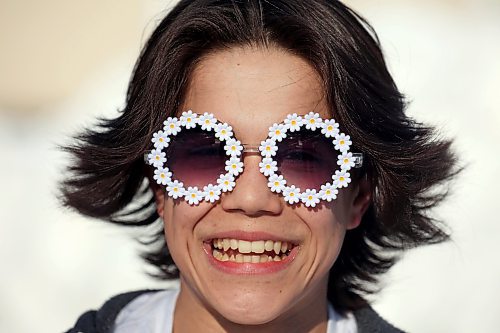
[154,46,370,331]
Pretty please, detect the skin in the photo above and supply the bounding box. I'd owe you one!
[154,45,371,333]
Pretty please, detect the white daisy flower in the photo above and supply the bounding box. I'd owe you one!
[151,130,170,149]
[163,117,181,135]
[319,183,338,202]
[180,110,198,129]
[267,174,286,193]
[259,157,278,176]
[153,167,172,186]
[300,189,320,208]
[217,174,236,192]
[333,133,352,152]
[332,170,351,188]
[185,186,204,205]
[337,152,355,170]
[268,123,287,142]
[284,113,303,132]
[147,149,166,167]
[225,157,243,176]
[166,180,185,199]
[321,119,340,138]
[197,112,217,131]
[304,112,322,131]
[215,123,233,141]
[259,139,278,157]
[203,184,221,203]
[224,138,243,157]
[283,185,301,204]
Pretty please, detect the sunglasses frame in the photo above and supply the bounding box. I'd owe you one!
[146,110,363,207]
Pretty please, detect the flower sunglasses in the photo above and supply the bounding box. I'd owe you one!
[146,110,363,208]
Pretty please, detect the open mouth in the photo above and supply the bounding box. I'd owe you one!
[208,238,296,263]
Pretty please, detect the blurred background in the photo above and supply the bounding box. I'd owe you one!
[0,0,499,332]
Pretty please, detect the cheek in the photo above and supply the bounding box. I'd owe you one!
[297,203,349,265]
[162,199,211,261]
[315,212,346,252]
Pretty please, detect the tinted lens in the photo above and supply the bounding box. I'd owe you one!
[275,130,338,190]
[166,127,227,188]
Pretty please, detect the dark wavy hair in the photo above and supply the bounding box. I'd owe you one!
[60,0,459,313]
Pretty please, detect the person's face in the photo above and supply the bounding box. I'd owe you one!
[154,46,370,326]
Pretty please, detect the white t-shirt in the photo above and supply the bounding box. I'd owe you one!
[113,289,357,333]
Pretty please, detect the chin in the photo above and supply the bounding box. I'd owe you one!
[212,292,291,326]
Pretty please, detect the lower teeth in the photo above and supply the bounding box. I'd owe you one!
[212,249,288,263]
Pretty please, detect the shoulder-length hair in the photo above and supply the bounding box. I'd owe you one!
[60,0,459,313]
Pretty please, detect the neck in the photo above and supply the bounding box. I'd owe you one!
[173,277,330,333]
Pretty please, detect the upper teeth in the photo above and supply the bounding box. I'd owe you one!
[212,238,291,255]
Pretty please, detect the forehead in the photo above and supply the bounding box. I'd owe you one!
[180,46,331,141]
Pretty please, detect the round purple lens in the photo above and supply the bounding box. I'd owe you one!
[275,130,338,190]
[166,128,227,188]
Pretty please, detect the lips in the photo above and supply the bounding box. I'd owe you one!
[202,232,299,274]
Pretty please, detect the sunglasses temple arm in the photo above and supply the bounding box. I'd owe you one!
[352,153,363,168]
[144,151,151,163]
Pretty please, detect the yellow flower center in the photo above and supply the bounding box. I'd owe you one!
[276,130,281,135]
[274,181,279,186]
[266,165,270,169]
[308,195,313,200]
[209,191,214,196]
[310,119,315,124]
[266,146,271,151]
[160,174,165,178]
[155,156,160,160]
[290,192,295,197]
[159,138,164,142]
[205,119,210,124]
[344,158,349,163]
[170,124,174,129]
[221,130,226,135]
[232,165,236,169]
[326,190,331,195]
[339,177,345,181]
[191,193,196,198]
[173,188,178,192]
[231,146,236,150]
[224,181,229,185]
[291,120,297,125]
[327,125,333,131]
[187,118,192,122]
[340,140,345,145]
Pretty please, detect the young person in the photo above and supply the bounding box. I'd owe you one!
[63,1,458,332]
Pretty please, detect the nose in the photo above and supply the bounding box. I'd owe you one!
[221,155,284,217]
